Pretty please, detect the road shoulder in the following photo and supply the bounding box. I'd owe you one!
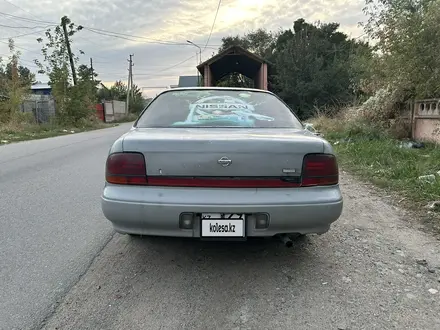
[42,172,440,330]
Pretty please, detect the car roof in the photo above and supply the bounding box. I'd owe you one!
[158,87,275,96]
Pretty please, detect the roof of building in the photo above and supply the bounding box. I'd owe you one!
[31,83,51,90]
[177,76,200,87]
[196,45,271,81]
[156,86,273,96]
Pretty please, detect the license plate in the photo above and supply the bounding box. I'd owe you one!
[201,213,245,237]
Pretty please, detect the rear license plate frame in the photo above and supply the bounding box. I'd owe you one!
[199,213,247,240]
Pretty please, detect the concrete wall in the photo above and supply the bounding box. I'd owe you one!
[104,101,114,123]
[412,99,440,143]
[113,100,126,115]
[103,100,127,122]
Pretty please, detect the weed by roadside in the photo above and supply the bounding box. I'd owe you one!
[312,115,440,215]
[0,121,114,144]
[0,112,137,145]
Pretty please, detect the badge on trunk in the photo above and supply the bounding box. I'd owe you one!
[217,156,232,167]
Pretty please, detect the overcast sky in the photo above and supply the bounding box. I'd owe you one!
[0,0,367,97]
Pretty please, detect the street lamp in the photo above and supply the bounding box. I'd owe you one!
[186,40,202,86]
[186,40,202,64]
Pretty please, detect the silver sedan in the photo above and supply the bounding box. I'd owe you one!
[101,87,343,245]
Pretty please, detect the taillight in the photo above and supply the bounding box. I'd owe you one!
[301,154,338,187]
[105,152,147,185]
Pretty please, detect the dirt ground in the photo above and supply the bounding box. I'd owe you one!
[42,172,440,330]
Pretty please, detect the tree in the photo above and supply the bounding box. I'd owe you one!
[35,16,95,125]
[216,29,277,88]
[97,80,126,100]
[216,21,372,118]
[219,29,276,58]
[77,64,100,102]
[274,19,368,118]
[362,0,440,99]
[0,39,33,123]
[97,80,145,114]
[2,63,36,87]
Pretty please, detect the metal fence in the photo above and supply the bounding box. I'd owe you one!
[19,95,126,124]
[21,95,56,123]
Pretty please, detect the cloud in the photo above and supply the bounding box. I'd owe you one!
[0,0,367,97]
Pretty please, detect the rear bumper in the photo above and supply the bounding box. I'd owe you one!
[101,184,343,238]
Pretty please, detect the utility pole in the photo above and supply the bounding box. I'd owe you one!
[61,16,77,85]
[195,52,199,86]
[126,54,134,114]
[90,57,94,82]
[130,60,134,99]
[187,40,202,86]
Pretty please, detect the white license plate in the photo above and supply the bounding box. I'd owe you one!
[201,213,245,237]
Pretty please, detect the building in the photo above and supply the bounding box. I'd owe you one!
[30,82,52,95]
[177,76,201,87]
[197,45,270,90]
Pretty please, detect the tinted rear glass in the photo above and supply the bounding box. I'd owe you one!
[136,89,303,129]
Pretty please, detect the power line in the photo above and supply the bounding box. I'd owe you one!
[0,10,101,51]
[134,73,185,77]
[0,23,53,29]
[95,53,197,78]
[82,27,188,46]
[0,11,33,32]
[150,54,197,73]
[94,63,197,69]
[204,0,222,50]
[81,27,222,47]
[0,28,53,40]
[0,11,55,25]
[0,10,224,48]
[1,0,45,21]
[0,39,42,55]
[82,28,184,46]
[80,26,222,46]
[0,53,37,65]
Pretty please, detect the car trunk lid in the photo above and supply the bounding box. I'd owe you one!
[122,128,324,179]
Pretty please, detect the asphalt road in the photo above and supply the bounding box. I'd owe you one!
[2,125,440,330]
[43,174,440,329]
[0,123,133,330]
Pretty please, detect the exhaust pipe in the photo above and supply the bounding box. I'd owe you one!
[279,234,293,248]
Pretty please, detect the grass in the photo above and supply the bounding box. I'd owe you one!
[0,113,137,145]
[334,138,440,206]
[312,116,440,212]
[0,121,115,144]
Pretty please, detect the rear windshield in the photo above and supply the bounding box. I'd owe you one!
[135,89,304,129]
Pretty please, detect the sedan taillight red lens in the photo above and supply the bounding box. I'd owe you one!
[301,154,339,187]
[106,152,147,185]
